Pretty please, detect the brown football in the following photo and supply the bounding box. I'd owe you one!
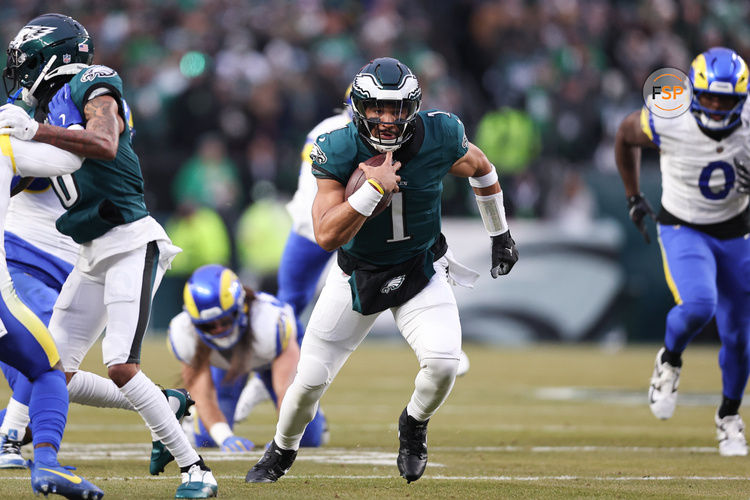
[345,153,394,219]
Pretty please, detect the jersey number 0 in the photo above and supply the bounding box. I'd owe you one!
[699,161,735,200]
[51,174,80,208]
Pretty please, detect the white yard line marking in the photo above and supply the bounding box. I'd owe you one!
[1,474,749,482]
[53,443,720,458]
[534,387,720,407]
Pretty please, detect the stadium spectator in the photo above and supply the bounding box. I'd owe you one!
[172,133,242,226]
[165,203,232,275]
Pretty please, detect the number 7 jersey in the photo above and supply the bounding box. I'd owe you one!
[640,102,750,224]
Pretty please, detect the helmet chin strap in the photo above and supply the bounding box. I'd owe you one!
[24,54,58,107]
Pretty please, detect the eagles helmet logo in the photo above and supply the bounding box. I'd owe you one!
[310,142,327,165]
[81,65,117,82]
[9,25,57,49]
[380,275,406,294]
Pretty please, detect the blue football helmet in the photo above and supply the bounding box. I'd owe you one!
[688,47,748,131]
[350,57,421,152]
[183,264,248,350]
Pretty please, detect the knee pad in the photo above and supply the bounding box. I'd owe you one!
[677,300,716,332]
[297,357,330,392]
[422,357,459,385]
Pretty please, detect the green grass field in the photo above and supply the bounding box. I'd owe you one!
[1,338,749,499]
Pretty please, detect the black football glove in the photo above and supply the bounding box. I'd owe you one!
[627,193,655,244]
[490,230,518,278]
[734,157,750,194]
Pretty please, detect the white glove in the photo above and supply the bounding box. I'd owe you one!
[0,103,39,141]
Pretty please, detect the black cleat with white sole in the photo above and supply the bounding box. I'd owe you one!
[397,407,428,483]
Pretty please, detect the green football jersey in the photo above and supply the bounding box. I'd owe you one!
[311,110,469,266]
[52,64,148,244]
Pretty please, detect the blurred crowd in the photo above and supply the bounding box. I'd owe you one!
[2,0,749,283]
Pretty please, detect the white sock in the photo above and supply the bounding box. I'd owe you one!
[67,371,136,410]
[0,398,29,441]
[274,377,325,451]
[119,371,199,468]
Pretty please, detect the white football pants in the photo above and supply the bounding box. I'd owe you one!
[275,256,462,450]
[50,240,169,369]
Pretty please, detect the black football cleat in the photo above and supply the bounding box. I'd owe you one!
[245,440,297,483]
[397,407,429,483]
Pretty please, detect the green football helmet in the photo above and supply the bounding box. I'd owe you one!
[350,57,422,152]
[3,13,94,108]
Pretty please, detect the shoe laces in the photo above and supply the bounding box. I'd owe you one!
[1,438,22,455]
[256,444,294,471]
[718,415,746,441]
[401,420,428,455]
[652,361,680,389]
[182,463,213,483]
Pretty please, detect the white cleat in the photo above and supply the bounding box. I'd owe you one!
[648,347,680,420]
[176,461,218,498]
[0,434,26,469]
[457,350,470,377]
[715,413,748,457]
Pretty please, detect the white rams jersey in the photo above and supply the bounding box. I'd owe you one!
[0,135,83,264]
[286,111,351,241]
[167,292,296,372]
[641,101,750,224]
[6,179,79,266]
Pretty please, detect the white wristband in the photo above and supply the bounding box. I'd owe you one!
[347,181,384,217]
[469,165,498,188]
[475,191,509,236]
[209,422,233,445]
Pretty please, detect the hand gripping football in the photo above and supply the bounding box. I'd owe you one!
[345,153,394,219]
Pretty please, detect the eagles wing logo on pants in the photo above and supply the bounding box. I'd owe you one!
[380,275,406,294]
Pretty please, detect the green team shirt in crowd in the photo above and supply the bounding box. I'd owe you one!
[311,110,469,267]
[53,64,148,244]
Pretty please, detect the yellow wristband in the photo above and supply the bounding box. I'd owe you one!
[367,178,385,195]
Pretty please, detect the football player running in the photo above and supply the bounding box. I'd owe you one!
[246,57,518,484]
[615,47,750,456]
[0,13,217,497]
[276,85,471,380]
[165,264,328,453]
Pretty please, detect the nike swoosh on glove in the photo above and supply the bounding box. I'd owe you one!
[490,230,519,278]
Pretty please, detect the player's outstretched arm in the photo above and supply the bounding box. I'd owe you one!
[615,110,658,243]
[450,142,518,278]
[9,133,83,178]
[180,362,253,452]
[29,94,125,161]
